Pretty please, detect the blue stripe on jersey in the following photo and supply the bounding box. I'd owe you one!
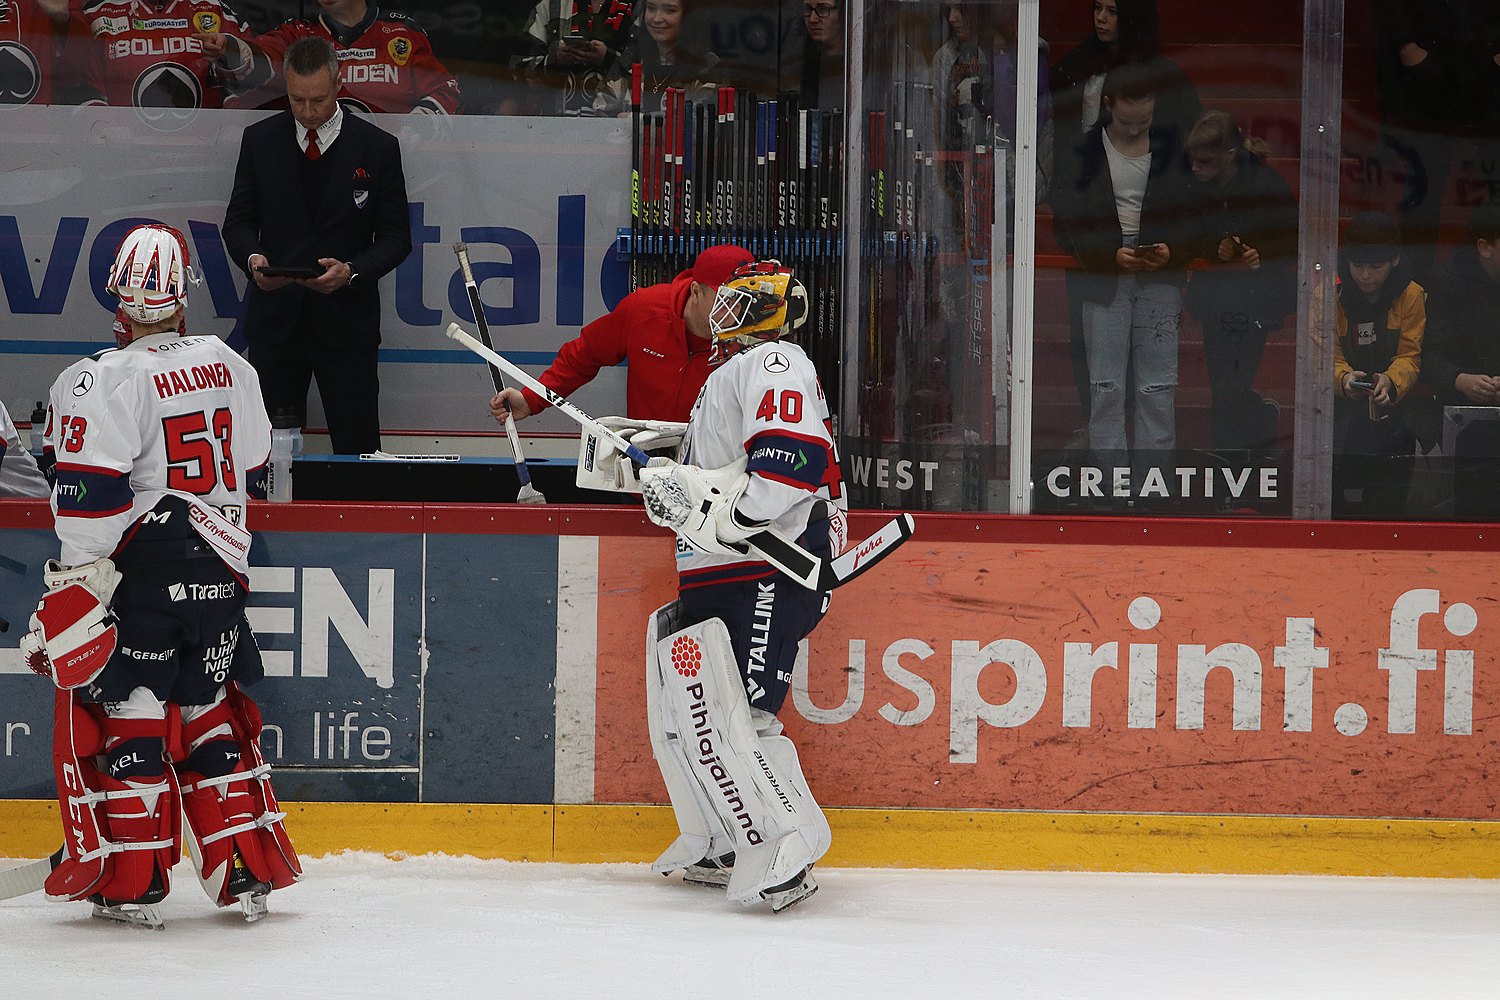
[746,431,828,491]
[53,464,132,516]
[247,461,268,501]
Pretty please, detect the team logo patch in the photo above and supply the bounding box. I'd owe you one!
[388,37,411,66]
[0,41,41,105]
[1356,321,1376,346]
[72,371,94,396]
[762,350,790,374]
[131,62,203,132]
[669,635,702,678]
[193,12,220,31]
[352,167,370,209]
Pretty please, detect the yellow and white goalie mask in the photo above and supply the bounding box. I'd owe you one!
[707,260,808,365]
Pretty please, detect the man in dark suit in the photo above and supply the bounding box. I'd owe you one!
[222,35,412,455]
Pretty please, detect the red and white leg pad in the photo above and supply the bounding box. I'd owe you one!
[175,683,301,908]
[44,689,180,906]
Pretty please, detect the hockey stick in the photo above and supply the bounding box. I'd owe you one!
[444,322,915,590]
[0,856,51,900]
[452,243,546,505]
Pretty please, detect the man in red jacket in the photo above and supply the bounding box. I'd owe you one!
[489,243,752,426]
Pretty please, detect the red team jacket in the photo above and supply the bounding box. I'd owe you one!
[0,1,66,104]
[255,7,459,114]
[521,273,713,424]
[73,0,261,108]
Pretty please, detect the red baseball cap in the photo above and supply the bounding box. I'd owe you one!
[686,244,753,288]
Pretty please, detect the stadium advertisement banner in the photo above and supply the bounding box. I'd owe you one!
[0,514,558,804]
[592,533,1500,821]
[0,105,630,439]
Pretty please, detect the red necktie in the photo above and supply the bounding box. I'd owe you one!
[305,128,321,161]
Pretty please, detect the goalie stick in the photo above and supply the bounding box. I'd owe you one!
[0,856,51,901]
[452,243,546,505]
[444,322,915,590]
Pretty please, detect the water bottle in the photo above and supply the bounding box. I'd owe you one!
[267,428,294,503]
[28,401,45,456]
[268,407,297,503]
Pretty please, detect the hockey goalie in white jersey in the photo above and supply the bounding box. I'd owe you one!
[21,224,301,929]
[633,260,848,913]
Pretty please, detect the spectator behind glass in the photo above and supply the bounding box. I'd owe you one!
[1050,60,1194,481]
[1371,1,1500,282]
[71,0,271,110]
[931,3,1053,202]
[1333,211,1426,519]
[1419,204,1500,410]
[1048,0,1200,439]
[512,0,638,116]
[606,0,720,114]
[0,1,68,106]
[1183,110,1298,451]
[799,0,844,110]
[249,0,461,115]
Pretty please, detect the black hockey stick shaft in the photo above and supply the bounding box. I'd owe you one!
[452,244,544,502]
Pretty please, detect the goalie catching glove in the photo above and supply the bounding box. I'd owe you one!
[640,459,769,557]
[576,416,688,494]
[22,558,122,690]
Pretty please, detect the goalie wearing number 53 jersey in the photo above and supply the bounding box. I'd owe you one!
[640,261,844,913]
[28,224,300,931]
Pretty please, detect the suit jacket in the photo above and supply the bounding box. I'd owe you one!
[222,110,412,347]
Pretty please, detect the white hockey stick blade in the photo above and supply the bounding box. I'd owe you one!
[824,513,916,589]
[0,858,51,900]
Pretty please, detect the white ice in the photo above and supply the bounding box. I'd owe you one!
[3,854,1497,999]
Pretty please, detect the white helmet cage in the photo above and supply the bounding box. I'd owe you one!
[107,224,199,326]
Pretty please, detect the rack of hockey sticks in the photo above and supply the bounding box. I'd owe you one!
[623,83,845,405]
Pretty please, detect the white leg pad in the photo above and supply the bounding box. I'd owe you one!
[655,615,817,903]
[756,728,831,866]
[646,602,735,874]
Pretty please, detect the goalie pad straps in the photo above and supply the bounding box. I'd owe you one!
[177,684,301,907]
[655,616,819,904]
[646,601,736,874]
[45,690,181,904]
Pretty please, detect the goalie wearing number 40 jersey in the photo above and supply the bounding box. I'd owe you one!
[23,223,301,931]
[636,261,846,913]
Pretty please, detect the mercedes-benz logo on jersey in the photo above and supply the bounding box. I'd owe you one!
[131,63,203,132]
[762,350,790,374]
[72,371,94,397]
[0,41,41,105]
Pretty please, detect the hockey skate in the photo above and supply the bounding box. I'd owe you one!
[227,853,271,923]
[681,853,735,890]
[760,868,817,914]
[90,868,166,931]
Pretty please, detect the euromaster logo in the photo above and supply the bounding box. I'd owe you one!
[670,635,702,678]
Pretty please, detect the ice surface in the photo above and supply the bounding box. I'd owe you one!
[2,853,1497,999]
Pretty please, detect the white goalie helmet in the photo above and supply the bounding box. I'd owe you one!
[707,260,808,365]
[107,224,199,327]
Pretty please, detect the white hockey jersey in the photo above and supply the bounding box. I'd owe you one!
[45,333,271,576]
[677,340,847,585]
[0,401,49,498]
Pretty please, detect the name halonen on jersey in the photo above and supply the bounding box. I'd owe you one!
[152,362,235,400]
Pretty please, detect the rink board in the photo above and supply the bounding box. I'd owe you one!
[2,502,1499,875]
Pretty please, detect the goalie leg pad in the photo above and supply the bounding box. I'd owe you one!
[646,601,736,875]
[655,616,817,904]
[177,686,302,907]
[45,690,180,906]
[176,683,301,908]
[753,709,831,866]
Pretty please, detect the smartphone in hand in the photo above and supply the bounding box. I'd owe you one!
[1348,377,1377,393]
